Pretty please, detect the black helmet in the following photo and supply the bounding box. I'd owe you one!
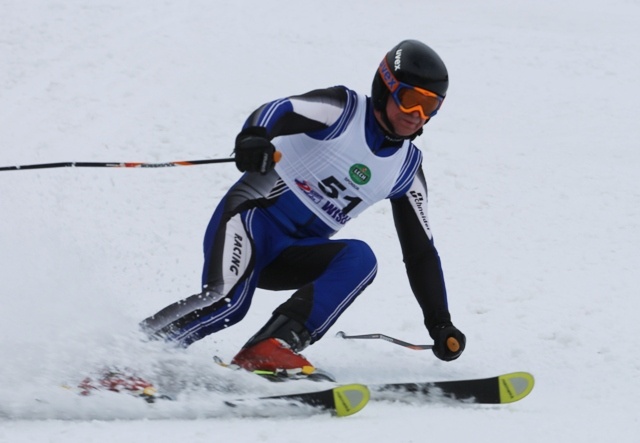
[372,40,449,113]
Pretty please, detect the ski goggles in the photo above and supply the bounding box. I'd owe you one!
[378,59,444,120]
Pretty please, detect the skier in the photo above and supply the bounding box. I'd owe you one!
[141,39,466,378]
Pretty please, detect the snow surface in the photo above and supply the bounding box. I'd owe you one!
[1,0,639,441]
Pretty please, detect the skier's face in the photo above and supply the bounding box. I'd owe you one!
[385,96,427,136]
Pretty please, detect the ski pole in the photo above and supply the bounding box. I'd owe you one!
[0,152,283,172]
[335,331,433,350]
[0,158,233,171]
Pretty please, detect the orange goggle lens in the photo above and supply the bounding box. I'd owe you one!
[378,58,444,120]
[395,86,443,120]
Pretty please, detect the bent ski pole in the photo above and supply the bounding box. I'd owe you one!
[0,151,283,172]
[336,331,433,350]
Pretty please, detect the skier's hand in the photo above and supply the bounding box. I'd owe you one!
[234,127,276,174]
[431,324,466,361]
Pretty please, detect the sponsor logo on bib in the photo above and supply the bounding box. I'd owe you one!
[295,178,324,203]
[349,164,371,185]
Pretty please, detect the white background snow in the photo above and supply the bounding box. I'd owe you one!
[1,0,639,441]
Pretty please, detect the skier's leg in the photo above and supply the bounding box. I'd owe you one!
[140,199,263,347]
[263,237,377,342]
[232,238,377,370]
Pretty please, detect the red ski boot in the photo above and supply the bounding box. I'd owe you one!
[230,314,335,381]
[231,338,316,378]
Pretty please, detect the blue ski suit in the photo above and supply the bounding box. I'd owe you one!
[141,86,451,347]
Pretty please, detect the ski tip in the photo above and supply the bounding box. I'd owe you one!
[332,384,370,417]
[498,372,535,403]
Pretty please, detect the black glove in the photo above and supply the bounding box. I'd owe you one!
[234,127,276,174]
[430,323,466,361]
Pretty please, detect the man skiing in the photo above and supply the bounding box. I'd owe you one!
[141,39,466,378]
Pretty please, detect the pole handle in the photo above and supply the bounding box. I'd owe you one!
[446,337,460,352]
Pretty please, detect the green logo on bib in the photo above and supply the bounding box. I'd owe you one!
[349,164,371,185]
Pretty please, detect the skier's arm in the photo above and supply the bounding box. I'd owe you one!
[233,86,350,173]
[390,167,450,331]
[390,167,466,361]
[242,86,349,138]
